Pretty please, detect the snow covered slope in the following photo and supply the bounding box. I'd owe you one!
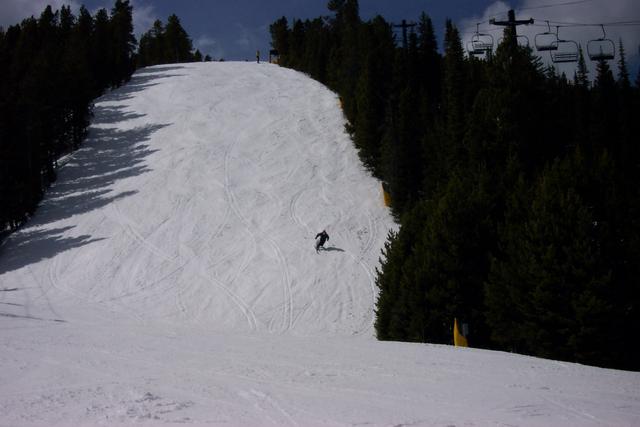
[1,62,638,425]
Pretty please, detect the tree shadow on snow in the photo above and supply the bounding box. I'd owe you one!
[135,65,187,75]
[35,120,167,225]
[0,226,105,275]
[91,105,146,125]
[0,69,175,274]
[98,66,187,103]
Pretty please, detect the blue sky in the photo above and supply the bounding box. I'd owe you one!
[101,0,494,60]
[1,0,639,74]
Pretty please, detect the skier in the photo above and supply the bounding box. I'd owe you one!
[315,230,329,252]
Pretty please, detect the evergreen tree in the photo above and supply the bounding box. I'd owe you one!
[138,16,196,67]
[590,58,617,158]
[441,20,466,168]
[91,8,112,94]
[62,5,93,149]
[575,45,589,88]
[164,14,193,63]
[385,29,424,213]
[287,19,306,70]
[616,38,630,89]
[486,151,638,368]
[109,0,136,87]
[150,19,166,63]
[301,18,331,82]
[376,171,493,345]
[478,25,547,174]
[416,12,440,119]
[570,47,591,157]
[265,4,640,369]
[595,58,615,89]
[379,44,424,217]
[353,16,393,175]
[374,230,402,340]
[0,1,148,236]
[415,14,443,198]
[138,20,167,67]
[326,0,361,123]
[137,31,154,67]
[269,17,289,65]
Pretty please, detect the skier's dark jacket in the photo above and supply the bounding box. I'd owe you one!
[315,231,329,246]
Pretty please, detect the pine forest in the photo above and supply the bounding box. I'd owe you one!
[0,0,638,372]
[0,1,198,237]
[270,0,640,370]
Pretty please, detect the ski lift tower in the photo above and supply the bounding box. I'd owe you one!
[490,9,534,48]
[392,19,417,49]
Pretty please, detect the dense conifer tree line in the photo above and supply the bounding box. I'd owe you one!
[271,0,640,370]
[137,14,198,67]
[0,2,202,238]
[0,1,137,234]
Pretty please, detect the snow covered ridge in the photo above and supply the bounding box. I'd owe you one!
[0,62,638,425]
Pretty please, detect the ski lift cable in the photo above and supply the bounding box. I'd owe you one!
[518,0,597,12]
[477,2,636,29]
[460,17,638,32]
[461,15,640,49]
[531,19,640,27]
[459,20,491,32]
[475,0,595,24]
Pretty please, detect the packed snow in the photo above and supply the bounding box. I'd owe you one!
[1,62,638,426]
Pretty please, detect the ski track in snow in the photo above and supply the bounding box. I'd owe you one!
[1,62,639,426]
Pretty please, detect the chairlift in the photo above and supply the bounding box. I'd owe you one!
[517,34,531,48]
[467,40,493,57]
[550,39,579,63]
[587,25,615,61]
[467,41,486,56]
[467,24,494,57]
[534,21,558,52]
[549,27,579,63]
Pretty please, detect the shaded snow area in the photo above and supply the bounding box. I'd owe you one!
[1,62,638,426]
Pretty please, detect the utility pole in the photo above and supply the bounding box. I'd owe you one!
[392,19,417,49]
[490,9,533,47]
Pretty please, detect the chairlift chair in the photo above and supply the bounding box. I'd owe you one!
[587,25,615,61]
[550,39,579,63]
[467,24,494,57]
[467,41,487,57]
[517,34,530,48]
[472,33,494,53]
[535,21,559,51]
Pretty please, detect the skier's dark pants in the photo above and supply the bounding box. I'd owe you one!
[316,236,327,251]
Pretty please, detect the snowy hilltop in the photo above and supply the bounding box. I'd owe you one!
[1,62,638,425]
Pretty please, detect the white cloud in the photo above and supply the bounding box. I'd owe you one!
[0,0,157,41]
[234,23,265,52]
[0,0,81,28]
[459,1,510,58]
[194,35,226,59]
[234,23,252,49]
[459,0,640,79]
[131,1,156,37]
